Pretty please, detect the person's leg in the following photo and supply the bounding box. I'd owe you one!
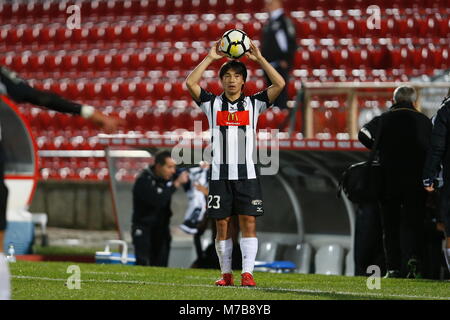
[215,217,233,274]
[155,232,171,268]
[438,185,450,271]
[402,190,426,278]
[354,202,385,276]
[379,197,402,276]
[238,214,258,275]
[207,180,234,285]
[132,225,151,266]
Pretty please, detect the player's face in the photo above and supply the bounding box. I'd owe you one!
[156,157,177,180]
[221,70,244,96]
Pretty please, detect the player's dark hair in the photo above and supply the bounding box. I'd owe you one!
[154,150,172,167]
[219,60,247,82]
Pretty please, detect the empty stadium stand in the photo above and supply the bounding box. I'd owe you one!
[0,0,449,180]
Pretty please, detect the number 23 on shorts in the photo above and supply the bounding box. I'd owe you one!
[208,195,221,209]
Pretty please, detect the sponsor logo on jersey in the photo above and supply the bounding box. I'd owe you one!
[216,110,249,126]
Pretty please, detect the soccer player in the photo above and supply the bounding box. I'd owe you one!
[0,66,123,299]
[185,40,285,286]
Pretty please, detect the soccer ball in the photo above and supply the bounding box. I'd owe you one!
[219,29,251,59]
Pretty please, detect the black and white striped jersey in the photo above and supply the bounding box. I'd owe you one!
[196,88,271,181]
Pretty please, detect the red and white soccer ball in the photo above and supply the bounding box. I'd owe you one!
[219,29,251,59]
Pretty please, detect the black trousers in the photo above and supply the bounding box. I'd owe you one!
[379,189,426,276]
[438,184,450,236]
[354,202,386,276]
[132,223,171,267]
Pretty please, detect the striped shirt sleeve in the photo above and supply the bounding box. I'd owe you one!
[252,89,272,113]
[195,88,215,113]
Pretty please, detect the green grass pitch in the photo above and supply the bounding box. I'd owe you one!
[9,261,450,300]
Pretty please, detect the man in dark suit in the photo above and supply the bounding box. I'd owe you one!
[359,86,432,278]
[261,0,297,110]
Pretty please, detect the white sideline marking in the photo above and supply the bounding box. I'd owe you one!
[12,275,450,300]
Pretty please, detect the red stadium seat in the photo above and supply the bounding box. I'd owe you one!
[190,23,209,41]
[128,53,146,69]
[44,55,61,71]
[77,54,95,71]
[135,82,153,99]
[171,82,188,100]
[119,82,136,99]
[172,23,190,41]
[162,52,182,70]
[181,52,201,70]
[121,25,139,42]
[137,25,156,42]
[293,50,311,69]
[153,82,172,100]
[61,55,77,71]
[111,54,127,70]
[437,16,450,37]
[145,53,165,70]
[27,54,45,71]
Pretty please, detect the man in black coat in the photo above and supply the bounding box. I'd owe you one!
[131,151,188,266]
[423,91,450,274]
[358,86,432,278]
[261,0,297,110]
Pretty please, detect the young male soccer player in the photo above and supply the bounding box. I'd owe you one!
[185,40,285,286]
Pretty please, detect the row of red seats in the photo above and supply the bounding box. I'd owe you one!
[26,103,291,134]
[4,44,448,75]
[294,45,449,69]
[2,15,450,46]
[1,0,449,23]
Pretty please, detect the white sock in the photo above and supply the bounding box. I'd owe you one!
[240,237,258,275]
[215,238,233,274]
[0,253,11,300]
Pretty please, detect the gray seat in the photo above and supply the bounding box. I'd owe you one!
[256,241,279,262]
[282,243,313,274]
[345,250,354,276]
[314,244,345,275]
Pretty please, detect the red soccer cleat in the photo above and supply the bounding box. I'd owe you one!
[241,272,256,287]
[215,273,234,286]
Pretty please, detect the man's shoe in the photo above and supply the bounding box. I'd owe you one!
[384,270,401,278]
[241,272,256,287]
[215,273,234,286]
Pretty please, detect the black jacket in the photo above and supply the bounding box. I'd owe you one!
[132,166,177,227]
[423,96,450,185]
[261,12,297,68]
[0,66,82,115]
[359,101,432,194]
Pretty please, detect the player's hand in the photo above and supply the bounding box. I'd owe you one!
[208,40,225,61]
[424,184,435,192]
[90,110,125,133]
[245,40,263,62]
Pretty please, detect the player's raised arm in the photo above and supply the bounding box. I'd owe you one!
[185,41,224,102]
[245,41,285,104]
[0,66,123,133]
